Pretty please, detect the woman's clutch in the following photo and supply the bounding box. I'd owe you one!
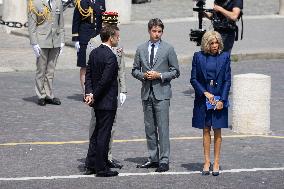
[206,96,229,110]
[206,96,220,110]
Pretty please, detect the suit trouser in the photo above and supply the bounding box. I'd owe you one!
[142,92,170,164]
[89,109,117,160]
[85,109,116,172]
[35,48,60,99]
[219,30,235,54]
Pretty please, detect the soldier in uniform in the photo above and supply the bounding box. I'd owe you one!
[72,0,106,94]
[27,0,65,106]
[85,12,126,172]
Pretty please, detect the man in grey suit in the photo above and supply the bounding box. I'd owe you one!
[28,0,65,106]
[132,18,180,172]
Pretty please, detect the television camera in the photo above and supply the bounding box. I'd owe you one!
[189,0,213,46]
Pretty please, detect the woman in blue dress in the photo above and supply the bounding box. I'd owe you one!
[190,31,231,176]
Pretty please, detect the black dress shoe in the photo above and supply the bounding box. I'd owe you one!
[45,97,61,105]
[107,160,123,169]
[84,168,96,175]
[96,170,119,177]
[38,98,46,106]
[155,163,169,172]
[136,161,159,168]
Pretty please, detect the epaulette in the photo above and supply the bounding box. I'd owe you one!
[75,0,94,23]
[28,0,51,24]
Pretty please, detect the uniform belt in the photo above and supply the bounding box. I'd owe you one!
[81,20,96,25]
[207,79,217,86]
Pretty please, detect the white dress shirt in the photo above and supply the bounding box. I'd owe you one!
[148,40,160,62]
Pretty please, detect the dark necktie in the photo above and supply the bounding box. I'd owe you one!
[150,43,155,68]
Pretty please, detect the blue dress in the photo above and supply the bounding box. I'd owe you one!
[205,55,217,128]
[190,51,231,129]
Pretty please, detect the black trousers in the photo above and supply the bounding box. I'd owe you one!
[85,109,117,172]
[219,30,235,54]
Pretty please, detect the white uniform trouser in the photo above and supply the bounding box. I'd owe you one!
[35,48,60,99]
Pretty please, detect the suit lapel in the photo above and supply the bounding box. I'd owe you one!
[152,41,163,68]
[142,42,151,69]
[215,53,225,78]
[200,53,207,80]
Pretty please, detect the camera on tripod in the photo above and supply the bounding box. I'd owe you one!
[189,0,213,46]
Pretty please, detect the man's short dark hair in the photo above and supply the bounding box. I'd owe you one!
[100,25,119,43]
[148,18,164,31]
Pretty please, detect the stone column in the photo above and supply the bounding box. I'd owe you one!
[280,0,284,15]
[106,0,131,24]
[0,0,3,17]
[232,74,271,135]
[2,0,27,33]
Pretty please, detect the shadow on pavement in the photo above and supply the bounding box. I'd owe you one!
[66,93,83,102]
[22,96,37,104]
[77,158,86,172]
[124,157,148,164]
[181,162,203,171]
[77,158,86,163]
[77,164,86,172]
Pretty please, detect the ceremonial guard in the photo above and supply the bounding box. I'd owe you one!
[27,0,65,106]
[72,0,105,94]
[85,12,127,170]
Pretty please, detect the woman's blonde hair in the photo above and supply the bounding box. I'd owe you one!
[201,31,224,54]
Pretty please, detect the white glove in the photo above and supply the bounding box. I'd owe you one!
[59,43,65,55]
[75,41,80,52]
[32,44,41,58]
[119,93,126,106]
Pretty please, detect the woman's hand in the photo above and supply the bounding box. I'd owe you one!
[204,92,215,105]
[216,101,224,110]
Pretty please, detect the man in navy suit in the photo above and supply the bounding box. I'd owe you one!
[72,0,105,94]
[84,25,120,177]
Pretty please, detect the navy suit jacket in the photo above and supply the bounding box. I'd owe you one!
[190,51,231,129]
[72,0,105,44]
[85,44,118,110]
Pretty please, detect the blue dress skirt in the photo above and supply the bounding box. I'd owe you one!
[204,55,227,129]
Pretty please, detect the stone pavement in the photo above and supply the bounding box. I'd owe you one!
[1,0,284,72]
[0,60,283,188]
[0,1,283,188]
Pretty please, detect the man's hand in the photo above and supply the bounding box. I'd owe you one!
[84,95,94,105]
[216,101,224,110]
[75,41,80,52]
[32,44,41,58]
[204,92,215,105]
[59,43,65,56]
[145,71,161,80]
[119,93,126,106]
[213,4,223,12]
[203,11,212,19]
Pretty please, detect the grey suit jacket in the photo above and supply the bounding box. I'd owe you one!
[87,36,127,93]
[28,0,65,48]
[132,40,180,100]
